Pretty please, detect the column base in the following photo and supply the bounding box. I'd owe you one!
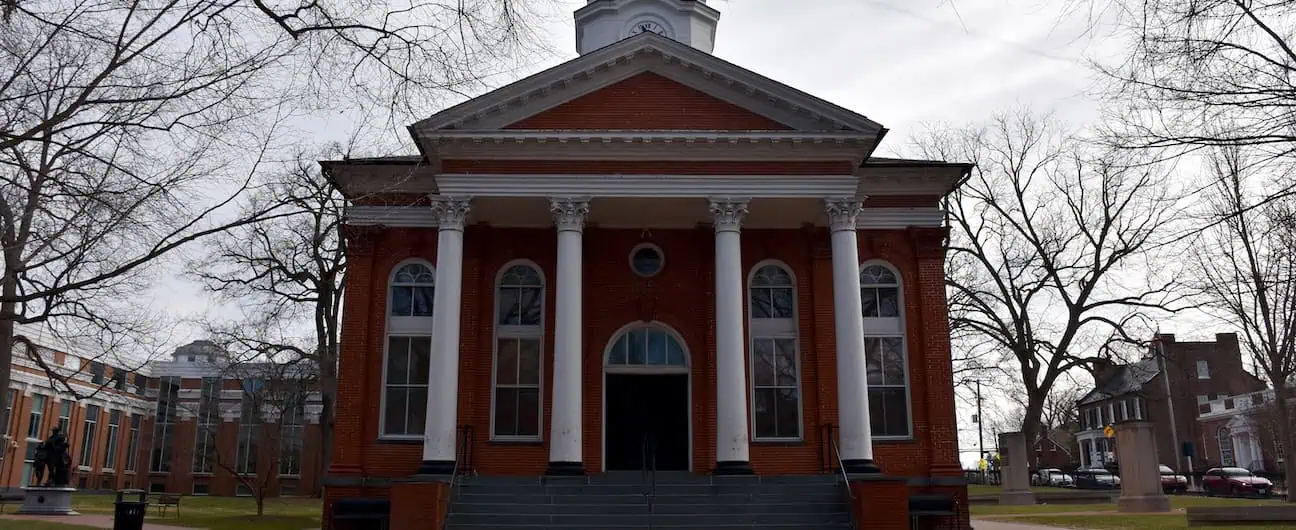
[415,459,456,475]
[544,461,585,476]
[712,461,755,475]
[842,458,882,474]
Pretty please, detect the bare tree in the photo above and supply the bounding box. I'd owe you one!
[1095,1,1296,164]
[193,154,344,497]
[198,353,315,515]
[912,108,1187,451]
[1195,144,1296,501]
[0,0,544,444]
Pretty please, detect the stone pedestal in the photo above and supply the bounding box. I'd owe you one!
[997,432,1035,506]
[1114,421,1171,513]
[17,487,78,515]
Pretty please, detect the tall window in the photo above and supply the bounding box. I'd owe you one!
[91,362,105,384]
[103,410,121,469]
[150,376,180,472]
[57,400,71,433]
[236,379,262,475]
[3,389,14,437]
[279,401,304,476]
[492,263,543,440]
[125,414,141,472]
[860,263,911,438]
[382,261,434,439]
[1219,427,1236,466]
[1197,360,1211,379]
[80,405,100,468]
[27,394,45,439]
[193,377,219,474]
[748,263,801,440]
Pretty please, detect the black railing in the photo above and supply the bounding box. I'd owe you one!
[441,425,475,530]
[640,434,657,530]
[820,424,837,474]
[824,424,857,529]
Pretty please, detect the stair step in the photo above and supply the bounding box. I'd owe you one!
[446,525,854,530]
[451,501,845,515]
[455,483,841,496]
[452,491,843,505]
[446,513,852,526]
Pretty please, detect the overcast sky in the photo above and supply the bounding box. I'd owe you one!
[131,0,1215,467]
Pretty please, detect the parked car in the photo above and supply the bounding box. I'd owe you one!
[1073,467,1121,489]
[1158,465,1188,494]
[1202,467,1273,498]
[1031,468,1075,487]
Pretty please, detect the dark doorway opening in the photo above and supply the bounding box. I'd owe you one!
[604,373,690,471]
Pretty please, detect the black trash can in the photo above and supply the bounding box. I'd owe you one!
[113,489,148,530]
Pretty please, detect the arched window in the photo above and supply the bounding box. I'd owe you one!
[382,260,435,439]
[860,262,910,439]
[747,263,801,440]
[607,326,687,367]
[492,262,544,440]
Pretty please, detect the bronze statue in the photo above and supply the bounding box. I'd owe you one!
[32,427,71,487]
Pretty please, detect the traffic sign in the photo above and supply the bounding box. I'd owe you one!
[1104,425,1115,438]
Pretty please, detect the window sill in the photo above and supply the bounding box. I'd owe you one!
[280,474,301,479]
[752,438,804,446]
[874,436,916,443]
[191,472,213,477]
[490,438,544,445]
[376,437,423,445]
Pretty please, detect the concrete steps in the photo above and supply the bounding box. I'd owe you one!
[444,472,853,529]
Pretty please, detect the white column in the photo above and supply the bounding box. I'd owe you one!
[419,196,471,474]
[825,197,880,474]
[709,198,753,474]
[547,198,589,475]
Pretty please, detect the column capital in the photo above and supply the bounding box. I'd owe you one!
[429,196,472,231]
[550,197,590,232]
[708,198,749,233]
[824,197,865,233]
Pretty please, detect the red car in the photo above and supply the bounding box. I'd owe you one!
[1159,465,1188,494]
[1202,467,1273,498]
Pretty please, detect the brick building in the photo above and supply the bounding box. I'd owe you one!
[322,0,970,528]
[1198,390,1285,472]
[0,331,324,496]
[1075,333,1266,472]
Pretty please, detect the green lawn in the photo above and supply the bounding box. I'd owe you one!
[0,522,101,530]
[971,494,1281,516]
[0,494,322,530]
[1011,514,1296,529]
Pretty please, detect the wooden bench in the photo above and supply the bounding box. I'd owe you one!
[0,491,24,513]
[153,493,181,517]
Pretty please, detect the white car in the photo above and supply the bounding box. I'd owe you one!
[1032,468,1075,487]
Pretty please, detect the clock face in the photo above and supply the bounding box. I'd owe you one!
[630,21,666,36]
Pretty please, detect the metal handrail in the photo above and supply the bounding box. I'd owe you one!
[645,434,657,530]
[828,425,854,501]
[441,425,472,530]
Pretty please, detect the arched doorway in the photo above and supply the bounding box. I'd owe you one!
[602,322,692,472]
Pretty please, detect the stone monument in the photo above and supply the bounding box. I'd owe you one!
[997,432,1036,506]
[1114,420,1171,513]
[18,426,78,515]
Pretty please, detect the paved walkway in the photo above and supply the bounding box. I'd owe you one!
[0,513,196,530]
[973,519,1066,530]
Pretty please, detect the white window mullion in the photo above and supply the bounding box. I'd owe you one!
[748,263,802,442]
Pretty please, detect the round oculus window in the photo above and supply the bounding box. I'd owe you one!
[630,244,664,277]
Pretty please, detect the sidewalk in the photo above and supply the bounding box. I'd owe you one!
[0,513,196,530]
[973,518,1066,529]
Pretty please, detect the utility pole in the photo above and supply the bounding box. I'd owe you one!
[976,380,986,460]
[1155,330,1184,475]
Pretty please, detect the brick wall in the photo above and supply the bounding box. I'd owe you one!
[329,224,959,478]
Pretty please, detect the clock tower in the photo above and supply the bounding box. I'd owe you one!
[574,0,721,55]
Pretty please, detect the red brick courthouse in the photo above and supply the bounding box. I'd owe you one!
[322,1,971,528]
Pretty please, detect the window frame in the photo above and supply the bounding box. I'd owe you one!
[192,377,219,474]
[27,394,45,440]
[859,260,913,440]
[103,409,121,471]
[80,404,99,470]
[1197,360,1211,379]
[379,258,436,441]
[490,260,546,442]
[746,260,804,442]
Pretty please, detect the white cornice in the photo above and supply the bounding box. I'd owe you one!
[347,206,439,227]
[425,131,872,162]
[411,36,883,134]
[436,174,859,198]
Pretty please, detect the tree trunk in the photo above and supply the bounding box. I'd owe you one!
[1020,391,1047,469]
[0,275,19,453]
[257,492,265,516]
[315,375,335,498]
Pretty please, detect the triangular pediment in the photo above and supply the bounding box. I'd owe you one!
[410,33,884,134]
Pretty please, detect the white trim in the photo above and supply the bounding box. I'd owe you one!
[436,174,859,198]
[856,208,945,229]
[601,321,693,472]
[489,260,546,442]
[858,259,914,441]
[380,258,437,441]
[746,260,804,442]
[411,36,883,134]
[629,243,665,278]
[347,206,439,227]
